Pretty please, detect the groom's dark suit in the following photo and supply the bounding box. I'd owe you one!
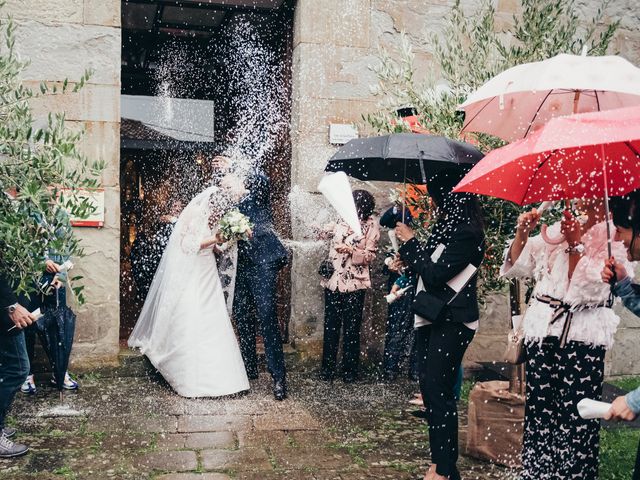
[233,172,288,388]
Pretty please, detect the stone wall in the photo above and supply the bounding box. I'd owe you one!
[5,0,121,367]
[289,0,640,374]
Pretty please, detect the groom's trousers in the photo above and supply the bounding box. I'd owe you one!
[233,258,286,382]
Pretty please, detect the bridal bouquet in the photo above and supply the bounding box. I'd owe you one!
[219,209,253,242]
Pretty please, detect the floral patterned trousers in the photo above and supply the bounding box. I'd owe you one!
[522,337,605,480]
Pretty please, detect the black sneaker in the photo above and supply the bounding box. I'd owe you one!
[0,433,28,458]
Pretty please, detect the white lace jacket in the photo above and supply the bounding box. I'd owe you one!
[501,221,635,350]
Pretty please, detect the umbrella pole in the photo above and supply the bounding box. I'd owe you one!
[601,144,613,259]
[402,159,407,223]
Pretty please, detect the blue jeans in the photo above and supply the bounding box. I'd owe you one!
[0,332,30,429]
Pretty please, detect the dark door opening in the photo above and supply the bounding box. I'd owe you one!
[120,0,295,342]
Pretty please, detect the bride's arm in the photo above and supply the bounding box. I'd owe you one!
[200,231,224,250]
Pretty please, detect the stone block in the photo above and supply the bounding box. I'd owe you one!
[15,20,120,85]
[84,0,120,27]
[155,433,187,450]
[236,430,290,449]
[156,474,231,480]
[253,412,320,431]
[184,431,236,449]
[465,334,508,363]
[28,83,120,123]
[293,43,380,101]
[71,121,120,188]
[87,415,178,433]
[1,0,83,24]
[294,0,370,49]
[478,292,511,333]
[200,448,272,471]
[271,447,352,470]
[177,415,252,433]
[609,326,640,376]
[612,28,640,67]
[134,450,198,472]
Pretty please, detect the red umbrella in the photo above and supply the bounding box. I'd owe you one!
[453,105,640,254]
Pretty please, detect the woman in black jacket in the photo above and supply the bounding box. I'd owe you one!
[395,169,485,480]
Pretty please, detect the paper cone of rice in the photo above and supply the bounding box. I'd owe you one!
[318,172,362,237]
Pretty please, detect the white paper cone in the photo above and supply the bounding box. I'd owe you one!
[577,398,611,420]
[318,172,362,237]
[388,230,399,252]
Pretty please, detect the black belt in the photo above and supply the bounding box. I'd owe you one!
[535,294,613,348]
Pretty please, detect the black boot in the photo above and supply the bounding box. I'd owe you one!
[273,379,287,401]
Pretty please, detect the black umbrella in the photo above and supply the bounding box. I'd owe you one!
[325,133,484,183]
[36,290,76,401]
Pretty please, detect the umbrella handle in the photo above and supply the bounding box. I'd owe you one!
[540,224,566,245]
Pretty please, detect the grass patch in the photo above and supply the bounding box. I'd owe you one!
[327,428,376,468]
[90,431,106,453]
[600,427,640,480]
[80,371,102,382]
[389,460,418,474]
[459,380,475,406]
[609,377,640,393]
[53,465,77,479]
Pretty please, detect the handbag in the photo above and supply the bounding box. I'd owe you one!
[503,322,525,365]
[503,279,527,365]
[318,258,335,279]
[411,290,449,323]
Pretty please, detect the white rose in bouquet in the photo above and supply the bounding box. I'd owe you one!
[219,209,253,243]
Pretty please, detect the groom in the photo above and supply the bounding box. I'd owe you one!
[214,156,289,400]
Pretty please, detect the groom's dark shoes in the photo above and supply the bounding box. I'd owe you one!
[273,379,287,401]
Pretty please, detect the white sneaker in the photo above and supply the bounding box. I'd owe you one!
[20,375,36,395]
[50,372,79,391]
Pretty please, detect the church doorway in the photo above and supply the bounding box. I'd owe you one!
[119,0,295,341]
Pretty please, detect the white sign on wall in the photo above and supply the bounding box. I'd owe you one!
[329,123,358,145]
[67,189,105,228]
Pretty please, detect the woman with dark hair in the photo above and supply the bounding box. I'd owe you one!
[319,189,380,383]
[503,196,633,480]
[395,169,485,480]
[602,190,640,480]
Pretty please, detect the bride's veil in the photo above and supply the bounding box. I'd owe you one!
[128,184,226,351]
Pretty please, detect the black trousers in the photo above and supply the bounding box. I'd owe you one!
[382,293,417,378]
[415,323,475,479]
[321,288,366,381]
[233,260,285,382]
[522,338,605,480]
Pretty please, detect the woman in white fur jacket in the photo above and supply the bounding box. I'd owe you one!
[501,199,634,480]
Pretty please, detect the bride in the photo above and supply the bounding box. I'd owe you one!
[128,174,250,397]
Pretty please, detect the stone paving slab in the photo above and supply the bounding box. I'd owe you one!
[272,447,353,470]
[200,447,273,471]
[134,450,198,472]
[87,414,178,433]
[156,474,232,480]
[253,411,320,431]
[177,414,252,433]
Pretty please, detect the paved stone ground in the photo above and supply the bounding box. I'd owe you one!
[1,352,516,480]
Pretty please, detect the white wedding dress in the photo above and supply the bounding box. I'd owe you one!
[128,185,250,397]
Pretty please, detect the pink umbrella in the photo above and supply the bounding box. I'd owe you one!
[453,105,640,255]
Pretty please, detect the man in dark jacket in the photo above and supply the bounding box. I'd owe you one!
[233,171,289,400]
[0,273,33,457]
